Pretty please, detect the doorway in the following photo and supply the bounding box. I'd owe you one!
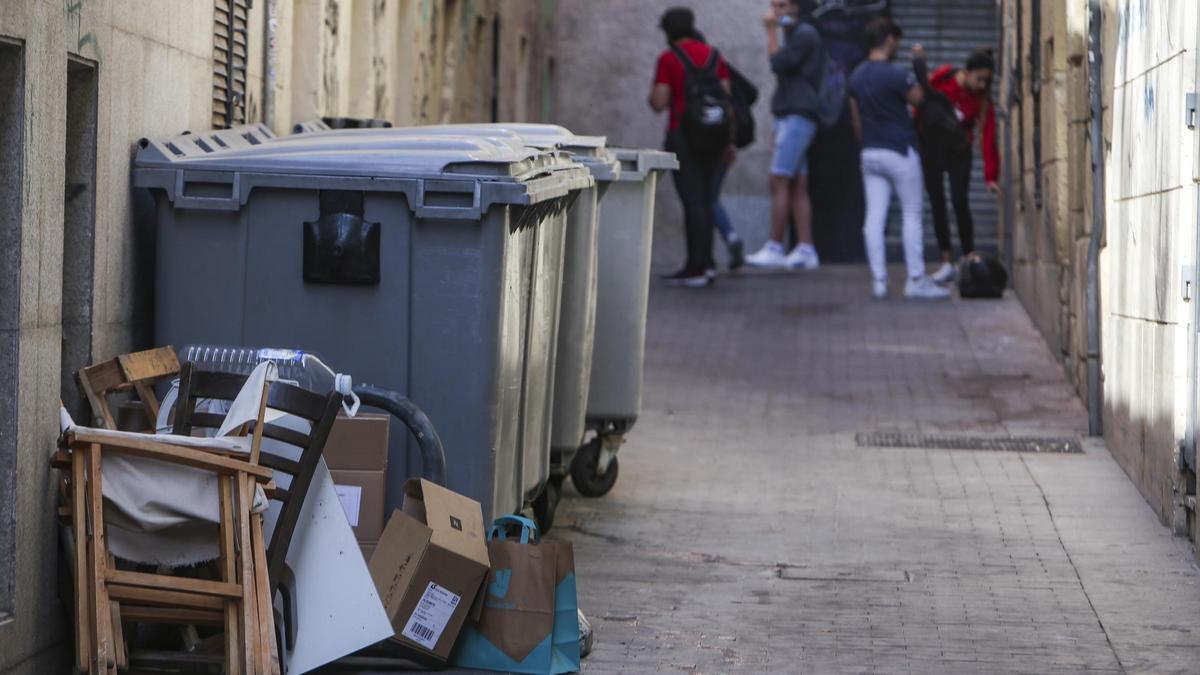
[60,56,98,423]
[0,37,24,621]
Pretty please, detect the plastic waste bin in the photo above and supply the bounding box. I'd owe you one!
[573,147,677,498]
[465,127,621,527]
[134,126,592,522]
[278,125,596,524]
[290,123,621,529]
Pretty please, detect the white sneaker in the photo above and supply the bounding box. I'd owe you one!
[784,244,820,270]
[745,240,788,269]
[904,275,953,300]
[872,279,888,300]
[932,262,957,284]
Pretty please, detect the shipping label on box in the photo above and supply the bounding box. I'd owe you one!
[334,484,363,527]
[367,479,491,662]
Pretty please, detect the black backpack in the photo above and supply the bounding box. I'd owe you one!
[958,252,1008,299]
[670,44,733,157]
[916,65,968,150]
[728,63,759,149]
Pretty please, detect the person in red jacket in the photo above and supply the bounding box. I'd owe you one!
[649,7,732,288]
[912,45,1000,284]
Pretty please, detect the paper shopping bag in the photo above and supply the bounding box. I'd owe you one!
[449,516,581,674]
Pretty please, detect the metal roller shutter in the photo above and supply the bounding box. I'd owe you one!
[887,0,1001,258]
[213,0,249,129]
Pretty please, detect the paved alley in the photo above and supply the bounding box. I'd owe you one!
[555,266,1200,674]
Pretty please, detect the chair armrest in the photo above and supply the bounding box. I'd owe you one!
[63,429,274,482]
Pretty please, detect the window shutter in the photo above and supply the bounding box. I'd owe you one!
[213,0,249,128]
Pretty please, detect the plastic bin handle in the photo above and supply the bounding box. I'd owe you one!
[173,171,242,212]
[413,178,483,220]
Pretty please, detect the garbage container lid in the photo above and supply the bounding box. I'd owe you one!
[411,124,620,182]
[134,127,593,217]
[291,123,614,185]
[610,147,679,181]
[272,127,577,178]
[172,123,278,152]
[137,131,551,179]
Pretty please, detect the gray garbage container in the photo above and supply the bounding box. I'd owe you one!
[279,124,597,522]
[573,147,677,498]
[447,126,620,473]
[290,123,621,528]
[134,126,592,522]
[413,125,621,524]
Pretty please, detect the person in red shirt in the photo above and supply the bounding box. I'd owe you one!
[912,45,1000,284]
[649,7,732,288]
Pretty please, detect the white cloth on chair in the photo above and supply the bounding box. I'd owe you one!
[65,361,277,566]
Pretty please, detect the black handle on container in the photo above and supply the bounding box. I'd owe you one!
[352,384,447,486]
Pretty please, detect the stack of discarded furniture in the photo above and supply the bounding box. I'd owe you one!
[54,348,341,674]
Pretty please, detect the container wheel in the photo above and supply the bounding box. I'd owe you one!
[533,476,563,533]
[570,437,619,498]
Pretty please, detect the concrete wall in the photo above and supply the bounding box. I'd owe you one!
[1103,0,1198,538]
[0,2,215,670]
[264,0,557,131]
[1001,0,1200,548]
[1002,0,1093,391]
[0,1,555,671]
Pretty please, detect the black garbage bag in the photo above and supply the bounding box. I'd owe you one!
[958,252,1008,299]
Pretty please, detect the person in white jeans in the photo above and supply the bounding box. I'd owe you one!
[848,18,950,300]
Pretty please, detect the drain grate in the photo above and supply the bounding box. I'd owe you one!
[856,432,1084,454]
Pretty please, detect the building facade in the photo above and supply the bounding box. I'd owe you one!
[0,1,556,672]
[1000,0,1200,551]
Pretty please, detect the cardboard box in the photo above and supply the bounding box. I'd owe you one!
[324,412,389,470]
[359,541,376,562]
[330,470,387,542]
[368,479,491,663]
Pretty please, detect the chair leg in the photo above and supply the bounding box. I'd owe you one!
[251,513,279,674]
[219,475,242,675]
[236,474,260,673]
[86,444,115,674]
[72,451,91,673]
[109,596,127,671]
[107,553,127,671]
[278,566,298,651]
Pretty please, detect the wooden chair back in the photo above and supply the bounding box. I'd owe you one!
[76,346,179,430]
[58,363,278,674]
[173,362,342,591]
[117,347,180,426]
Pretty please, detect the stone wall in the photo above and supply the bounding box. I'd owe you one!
[1001,0,1200,548]
[0,1,555,671]
[265,0,557,131]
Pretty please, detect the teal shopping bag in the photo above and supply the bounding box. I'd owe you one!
[450,516,581,674]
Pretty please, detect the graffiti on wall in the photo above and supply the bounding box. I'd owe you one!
[64,0,100,59]
[323,0,341,113]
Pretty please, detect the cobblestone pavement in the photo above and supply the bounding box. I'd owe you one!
[555,266,1200,674]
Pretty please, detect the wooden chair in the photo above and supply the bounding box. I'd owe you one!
[76,346,180,431]
[61,347,180,523]
[56,365,276,674]
[128,363,342,673]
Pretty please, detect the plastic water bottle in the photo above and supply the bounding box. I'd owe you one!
[179,344,360,416]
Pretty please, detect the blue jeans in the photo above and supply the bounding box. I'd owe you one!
[770,114,819,178]
[711,165,737,244]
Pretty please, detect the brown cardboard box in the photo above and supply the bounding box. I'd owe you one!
[330,470,387,542]
[368,479,491,663]
[324,412,389,470]
[359,541,376,562]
